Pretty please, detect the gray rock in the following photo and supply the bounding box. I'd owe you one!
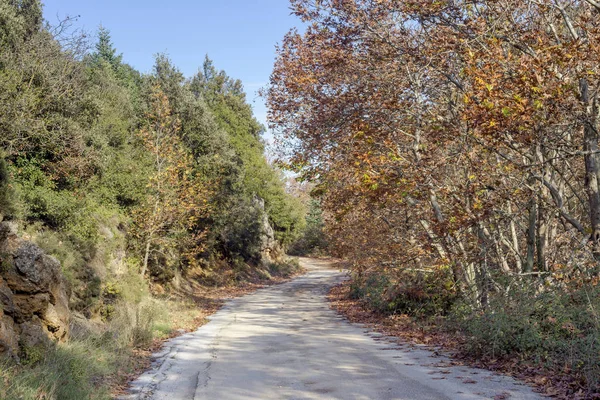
[0,227,70,359]
[19,316,52,349]
[14,242,56,288]
[0,280,16,316]
[253,196,284,263]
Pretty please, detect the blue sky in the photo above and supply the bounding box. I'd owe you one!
[42,0,302,138]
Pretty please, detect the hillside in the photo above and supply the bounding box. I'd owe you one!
[0,1,309,398]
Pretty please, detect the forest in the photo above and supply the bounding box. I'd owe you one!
[267,0,600,396]
[0,0,312,398]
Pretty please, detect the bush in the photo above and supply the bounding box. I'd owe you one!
[350,267,457,317]
[0,153,16,219]
[450,283,600,391]
[288,198,327,256]
[106,299,168,348]
[266,258,303,278]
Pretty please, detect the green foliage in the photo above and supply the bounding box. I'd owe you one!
[0,153,16,218]
[0,0,42,50]
[18,343,45,366]
[350,273,391,312]
[350,268,457,317]
[451,284,600,390]
[266,258,303,278]
[191,57,306,256]
[215,196,265,261]
[289,198,327,255]
[89,26,122,70]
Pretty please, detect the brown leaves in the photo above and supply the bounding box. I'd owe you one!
[132,85,211,272]
[270,3,600,395]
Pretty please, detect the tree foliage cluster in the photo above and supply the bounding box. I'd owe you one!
[268,0,600,392]
[0,0,305,310]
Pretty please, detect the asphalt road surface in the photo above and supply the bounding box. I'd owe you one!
[122,258,542,400]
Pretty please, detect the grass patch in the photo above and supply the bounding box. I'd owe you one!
[1,339,114,400]
[0,295,206,400]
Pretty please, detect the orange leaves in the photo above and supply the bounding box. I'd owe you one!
[269,0,600,302]
[132,86,211,269]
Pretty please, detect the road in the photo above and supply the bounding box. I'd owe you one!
[122,258,542,400]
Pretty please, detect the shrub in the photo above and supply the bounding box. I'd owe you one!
[107,299,168,349]
[267,258,302,278]
[350,266,457,317]
[0,153,16,219]
[450,283,600,392]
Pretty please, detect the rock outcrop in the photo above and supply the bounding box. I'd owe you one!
[0,221,70,360]
[254,197,284,263]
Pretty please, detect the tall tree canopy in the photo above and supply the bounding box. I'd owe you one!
[269,0,600,308]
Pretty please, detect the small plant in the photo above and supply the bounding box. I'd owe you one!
[19,343,46,366]
[349,267,457,318]
[267,258,302,278]
[0,252,12,273]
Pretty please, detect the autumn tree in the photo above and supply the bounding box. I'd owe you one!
[268,0,600,310]
[269,2,600,389]
[133,86,211,279]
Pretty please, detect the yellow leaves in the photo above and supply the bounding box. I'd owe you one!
[132,85,212,254]
[513,94,524,104]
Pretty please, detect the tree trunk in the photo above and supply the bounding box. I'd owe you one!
[525,198,537,273]
[536,195,548,272]
[141,240,151,277]
[581,79,600,261]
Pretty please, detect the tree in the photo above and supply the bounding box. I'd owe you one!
[90,26,122,69]
[132,85,210,278]
[194,57,306,250]
[0,152,15,219]
[268,0,600,307]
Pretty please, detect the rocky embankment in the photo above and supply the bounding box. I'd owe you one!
[0,221,70,361]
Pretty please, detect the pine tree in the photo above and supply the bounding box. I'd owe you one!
[90,26,122,70]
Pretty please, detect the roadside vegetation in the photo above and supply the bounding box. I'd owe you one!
[0,1,305,398]
[268,1,600,397]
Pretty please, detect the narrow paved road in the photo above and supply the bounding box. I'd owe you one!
[123,258,541,400]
